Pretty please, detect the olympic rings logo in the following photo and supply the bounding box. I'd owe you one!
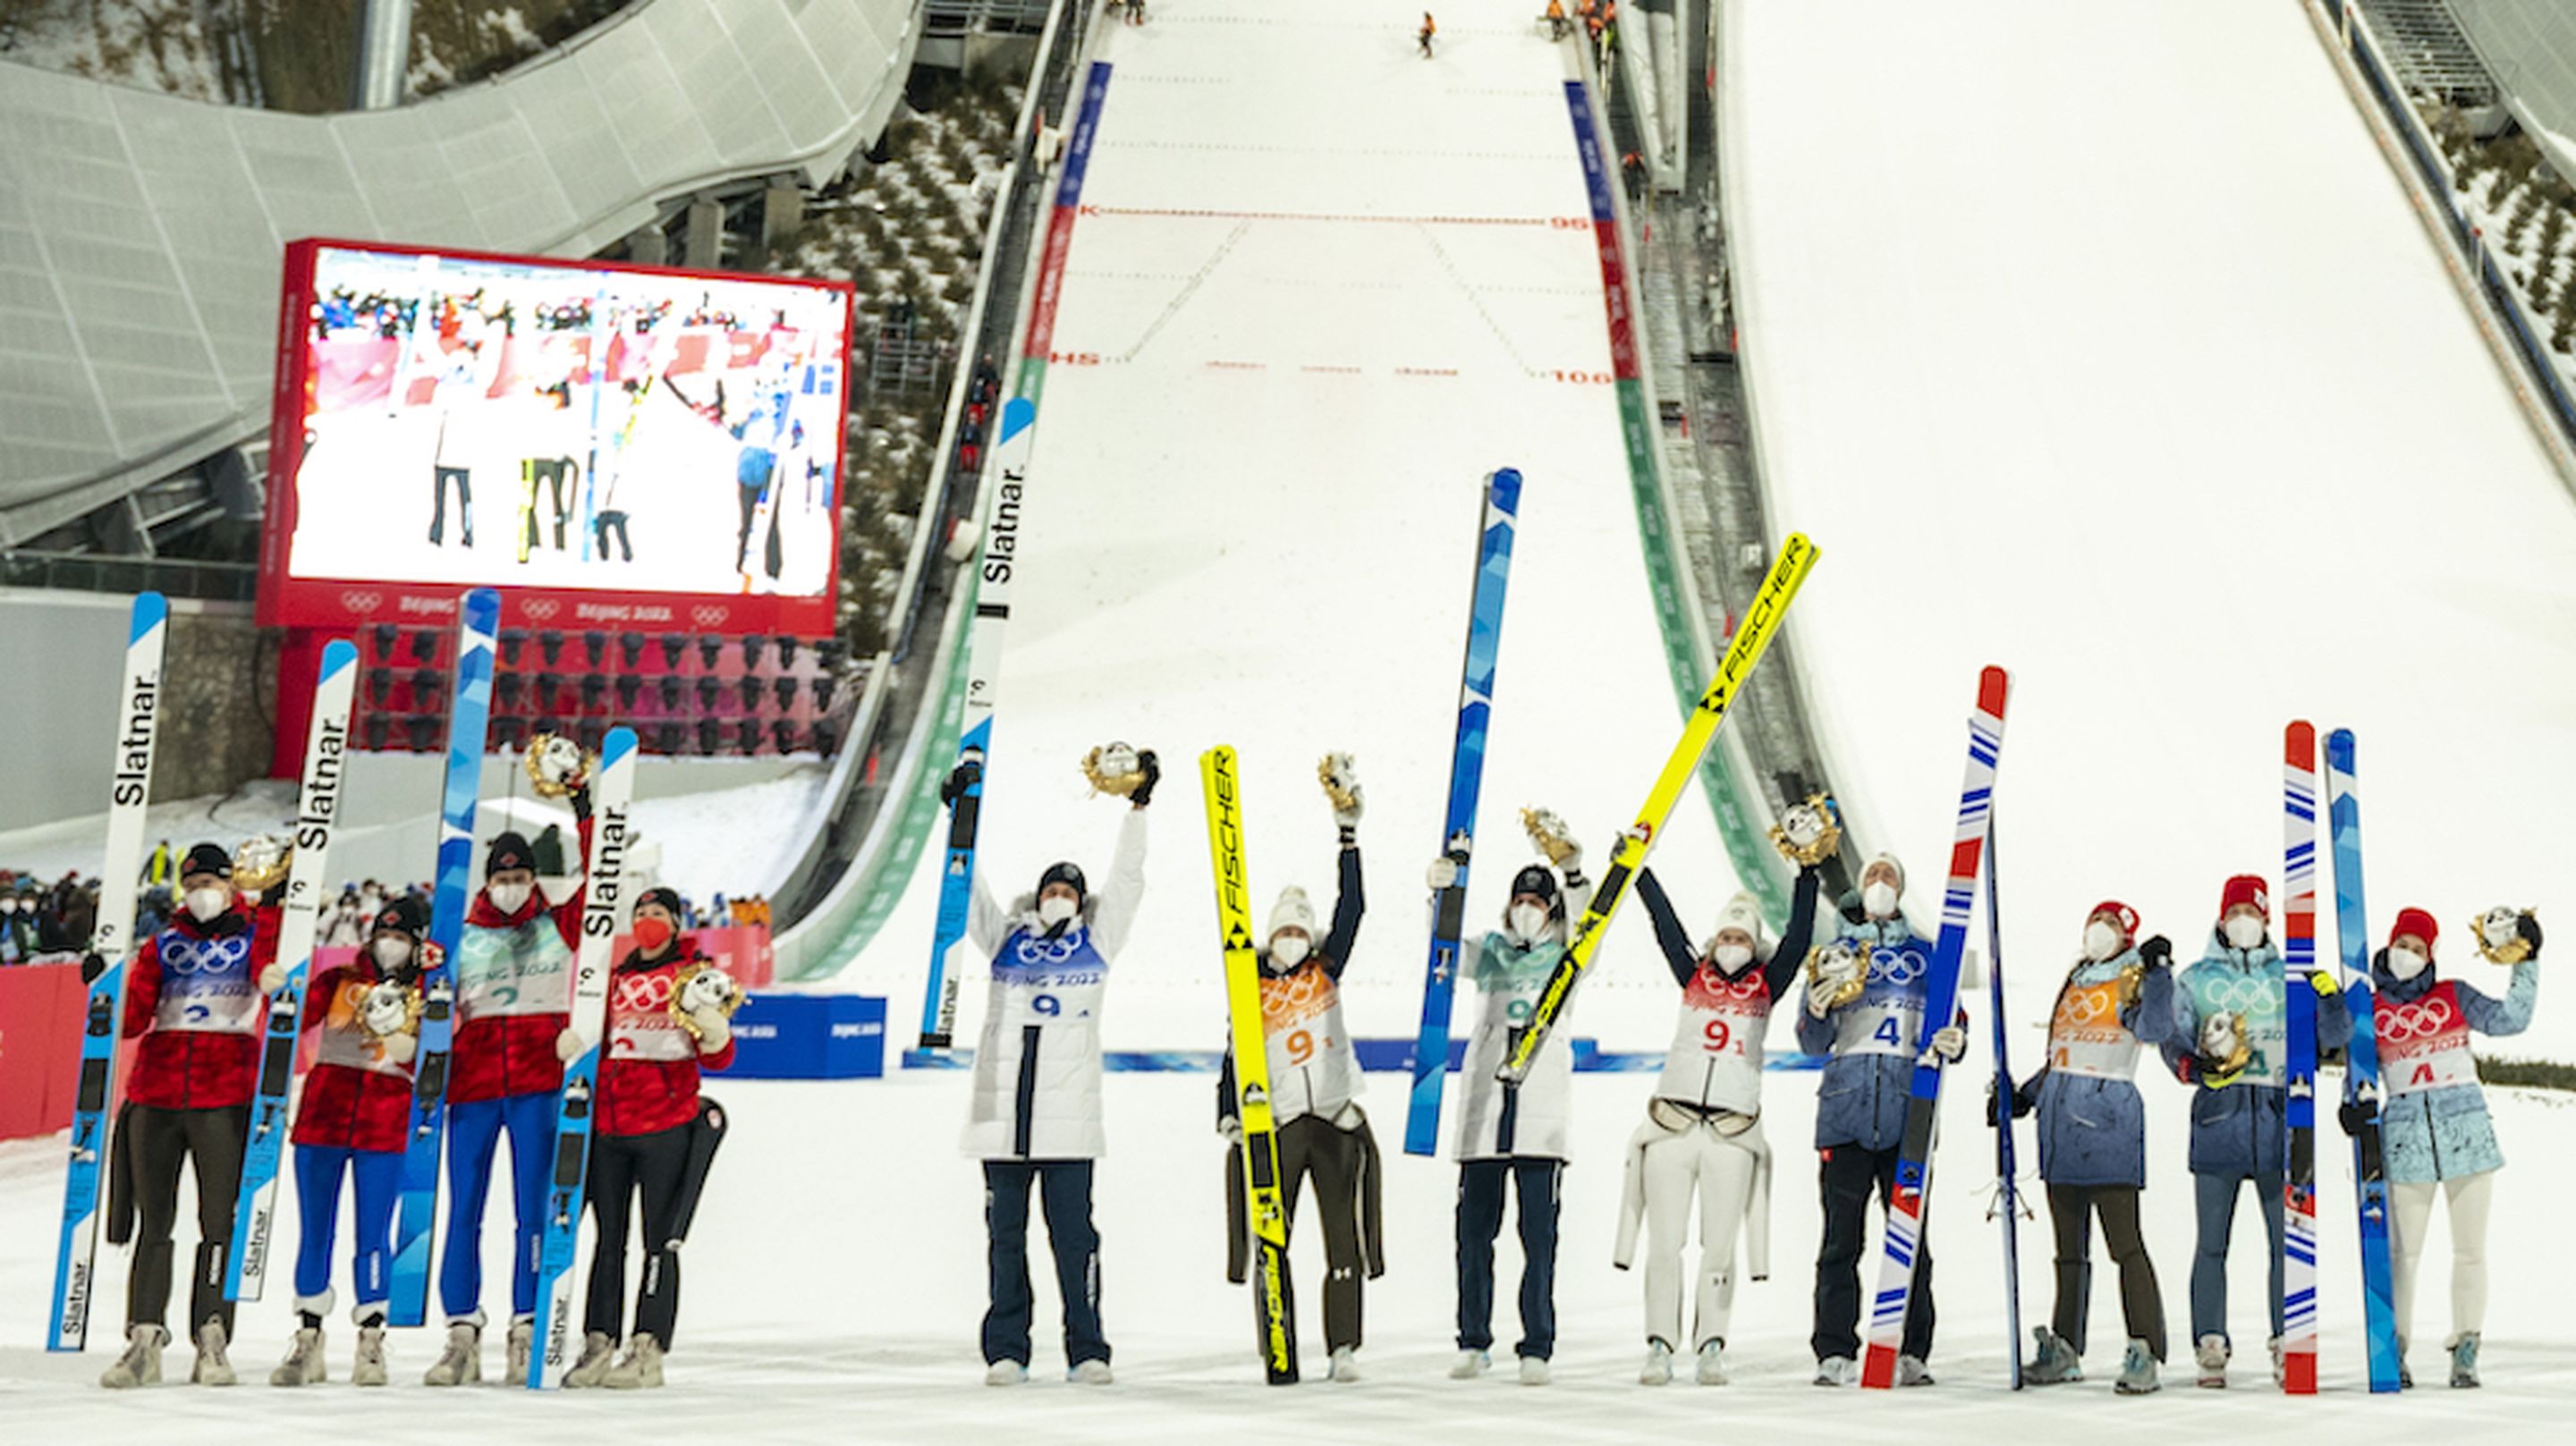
[2195,976,2279,1015]
[2057,986,2117,1026]
[1867,949,1927,986]
[522,598,562,620]
[614,975,674,1013]
[2377,997,2457,1042]
[340,590,384,613]
[692,605,731,626]
[1011,932,1087,967]
[159,936,250,977]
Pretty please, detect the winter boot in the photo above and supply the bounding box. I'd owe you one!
[506,1316,534,1383]
[984,1359,1028,1386]
[1812,1355,1857,1387]
[1695,1340,1729,1385]
[564,1331,617,1388]
[1518,1355,1550,1386]
[2025,1325,2082,1385]
[270,1327,326,1386]
[423,1321,481,1386]
[352,1324,389,1387]
[1640,1340,1674,1385]
[1448,1349,1489,1379]
[2114,1340,2161,1395]
[191,1318,237,1386]
[603,1332,665,1390]
[1896,1353,1935,1386]
[2450,1332,2481,1389]
[100,1324,167,1389]
[1068,1357,1114,1385]
[1328,1346,1360,1383]
[2193,1333,2230,1388]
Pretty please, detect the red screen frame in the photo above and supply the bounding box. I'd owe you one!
[258,238,855,638]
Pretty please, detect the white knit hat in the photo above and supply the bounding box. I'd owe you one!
[1862,851,1905,892]
[1268,886,1317,942]
[1711,891,1767,945]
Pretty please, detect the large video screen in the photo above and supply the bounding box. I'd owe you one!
[258,240,853,636]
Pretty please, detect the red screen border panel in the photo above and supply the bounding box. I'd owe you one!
[258,238,857,638]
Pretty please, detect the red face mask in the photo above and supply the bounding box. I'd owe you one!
[634,916,675,952]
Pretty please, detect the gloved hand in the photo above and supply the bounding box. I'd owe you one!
[2307,969,2340,997]
[691,1010,731,1053]
[570,779,593,824]
[940,757,983,807]
[2521,910,2545,958]
[1426,855,1460,892]
[2196,1056,2245,1090]
[80,951,107,985]
[380,1032,419,1067]
[1928,1024,1968,1063]
[2138,934,2174,971]
[1985,1078,2035,1127]
[258,962,287,995]
[1219,1117,1244,1148]
[1130,749,1160,808]
[555,1027,588,1063]
[2335,1099,2371,1137]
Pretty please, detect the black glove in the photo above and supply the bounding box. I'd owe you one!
[940,758,982,807]
[2139,934,2174,971]
[1985,1079,2007,1128]
[2335,1100,2370,1137]
[570,780,593,824]
[1129,749,1160,808]
[2520,911,2544,958]
[80,951,107,985]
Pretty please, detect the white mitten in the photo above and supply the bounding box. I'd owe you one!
[1928,1025,1967,1063]
[258,963,287,995]
[691,1011,732,1053]
[555,1027,588,1063]
[1426,856,1460,891]
[379,1032,418,1067]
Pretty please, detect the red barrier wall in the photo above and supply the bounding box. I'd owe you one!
[0,962,87,1142]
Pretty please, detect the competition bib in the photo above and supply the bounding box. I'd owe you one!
[608,968,696,1062]
[314,977,409,1076]
[2187,967,2286,1087]
[152,928,261,1036]
[2047,977,2141,1079]
[2378,982,2476,1095]
[1835,943,1930,1059]
[455,917,573,1020]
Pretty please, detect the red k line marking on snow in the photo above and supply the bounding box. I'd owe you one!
[1081,204,1583,229]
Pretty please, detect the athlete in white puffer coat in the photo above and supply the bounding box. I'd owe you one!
[953,744,1157,1386]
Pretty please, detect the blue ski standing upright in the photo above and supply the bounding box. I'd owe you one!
[2281,722,2321,1394]
[389,587,500,1327]
[226,638,360,1302]
[1986,822,2024,1389]
[47,592,171,1351]
[1404,467,1522,1157]
[918,396,1037,1058]
[531,726,637,1387]
[2325,727,2404,1391]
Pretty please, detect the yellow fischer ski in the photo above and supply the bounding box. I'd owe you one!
[1500,532,1820,1081]
[1200,747,1299,1384]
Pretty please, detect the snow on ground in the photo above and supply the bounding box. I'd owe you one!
[834,0,1739,1051]
[4,1072,2571,1442]
[1722,0,2576,1061]
[0,0,224,101]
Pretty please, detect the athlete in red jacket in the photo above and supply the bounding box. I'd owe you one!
[561,885,739,1390]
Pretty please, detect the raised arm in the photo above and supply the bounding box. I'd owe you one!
[1319,842,1364,979]
[1089,807,1150,960]
[1631,867,1699,986]
[2457,957,2538,1038]
[1763,865,1826,998]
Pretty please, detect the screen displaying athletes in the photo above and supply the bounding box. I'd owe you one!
[275,243,852,605]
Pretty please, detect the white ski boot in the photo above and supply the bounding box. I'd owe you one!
[352,1323,389,1387]
[1895,1353,1935,1387]
[1327,1346,1360,1383]
[1068,1357,1114,1385]
[423,1321,481,1386]
[270,1326,326,1386]
[2450,1332,2481,1389]
[191,1318,237,1386]
[2193,1333,2229,1388]
[1518,1355,1550,1386]
[506,1316,534,1383]
[1448,1349,1489,1379]
[1640,1340,1674,1385]
[603,1332,665,1390]
[99,1324,167,1389]
[984,1359,1028,1386]
[2114,1340,2161,1395]
[1695,1340,1729,1385]
[1812,1355,1858,1387]
[564,1331,617,1388]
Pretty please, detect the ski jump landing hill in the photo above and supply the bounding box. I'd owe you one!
[0,0,920,545]
[795,1,1753,1051]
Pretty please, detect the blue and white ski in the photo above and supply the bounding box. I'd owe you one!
[225,638,360,1302]
[389,588,499,1327]
[47,592,170,1351]
[1861,665,2008,1389]
[532,725,636,1387]
[2325,727,2404,1392]
[917,395,1036,1058]
[1404,468,1521,1157]
[2282,721,2321,1394]
[1986,824,2024,1389]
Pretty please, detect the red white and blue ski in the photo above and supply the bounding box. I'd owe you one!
[531,725,637,1387]
[2326,727,2403,1391]
[1860,665,2008,1389]
[2282,721,2322,1394]
[47,591,170,1352]
[225,637,359,1302]
[1403,468,1521,1157]
[389,587,499,1326]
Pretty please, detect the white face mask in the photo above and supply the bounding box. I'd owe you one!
[1,899,15,914]
[1271,934,1310,968]
[1508,902,1550,941]
[371,936,415,970]
[2224,915,2266,951]
[1711,942,1755,972]
[2386,945,2430,981]
[1862,882,1899,919]
[185,886,230,923]
[1037,894,1079,927]
[487,882,533,916]
[2082,920,2124,962]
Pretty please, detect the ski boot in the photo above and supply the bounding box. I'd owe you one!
[1695,1340,1728,1385]
[352,1323,389,1387]
[100,1324,167,1389]
[604,1332,665,1390]
[506,1315,534,1383]
[2114,1340,2161,1395]
[1812,1355,1857,1387]
[1448,1349,1489,1380]
[1896,1354,1935,1387]
[2025,1325,2082,1384]
[984,1359,1028,1386]
[1328,1346,1360,1383]
[1518,1355,1550,1386]
[2450,1332,2481,1389]
[192,1318,237,1386]
[270,1327,326,1386]
[1640,1340,1674,1385]
[1068,1357,1114,1385]
[423,1321,481,1386]
[2193,1333,2230,1388]
[564,1331,617,1388]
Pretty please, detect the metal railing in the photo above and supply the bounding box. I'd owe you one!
[0,550,258,603]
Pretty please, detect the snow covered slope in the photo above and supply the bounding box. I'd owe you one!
[1722,0,2576,1059]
